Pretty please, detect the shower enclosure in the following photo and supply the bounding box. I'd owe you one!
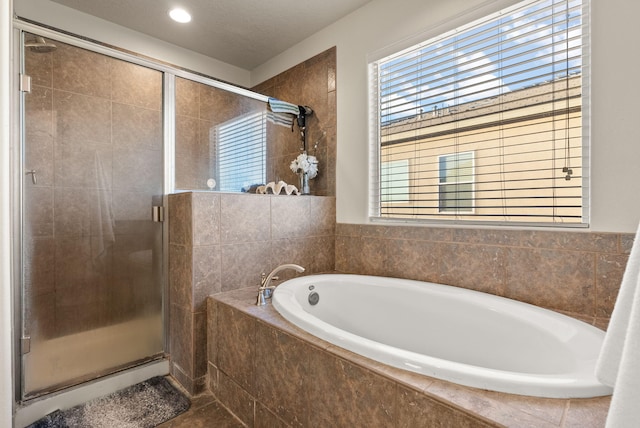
[19,32,165,399]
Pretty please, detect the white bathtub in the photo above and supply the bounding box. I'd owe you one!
[272,274,612,398]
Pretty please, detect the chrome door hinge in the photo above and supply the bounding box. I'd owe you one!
[22,336,31,355]
[152,205,165,222]
[20,74,31,93]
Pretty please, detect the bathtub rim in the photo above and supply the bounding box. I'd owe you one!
[272,273,613,399]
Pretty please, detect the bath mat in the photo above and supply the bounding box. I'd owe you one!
[28,376,190,428]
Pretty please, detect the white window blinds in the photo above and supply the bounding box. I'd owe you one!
[370,0,589,226]
[217,111,267,192]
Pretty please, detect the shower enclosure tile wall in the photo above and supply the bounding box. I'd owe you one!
[22,35,164,397]
[252,47,337,197]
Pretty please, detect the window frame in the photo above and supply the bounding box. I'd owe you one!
[368,0,591,228]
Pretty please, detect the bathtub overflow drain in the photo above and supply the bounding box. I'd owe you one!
[308,291,320,306]
[308,285,315,291]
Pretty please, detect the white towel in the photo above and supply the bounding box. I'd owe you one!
[267,110,295,129]
[596,220,640,427]
[268,97,301,115]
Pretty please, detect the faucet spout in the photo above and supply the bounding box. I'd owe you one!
[256,263,305,305]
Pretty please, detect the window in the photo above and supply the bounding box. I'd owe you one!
[217,111,267,192]
[370,0,589,226]
[439,152,474,213]
[381,160,410,203]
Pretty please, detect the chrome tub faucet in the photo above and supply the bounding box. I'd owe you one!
[256,263,305,305]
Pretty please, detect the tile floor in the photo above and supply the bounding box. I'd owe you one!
[157,391,244,428]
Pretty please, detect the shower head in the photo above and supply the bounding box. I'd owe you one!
[25,36,57,53]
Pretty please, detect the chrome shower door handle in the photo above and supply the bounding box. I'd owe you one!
[25,169,37,185]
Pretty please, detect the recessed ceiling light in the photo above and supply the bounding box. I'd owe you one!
[169,8,191,23]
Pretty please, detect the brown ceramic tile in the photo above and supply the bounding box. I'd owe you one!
[308,196,336,236]
[360,236,390,277]
[505,247,595,315]
[334,234,362,274]
[170,303,194,377]
[158,398,244,428]
[335,223,362,237]
[207,300,219,366]
[25,85,53,139]
[55,282,105,335]
[54,235,110,290]
[175,77,200,118]
[255,322,309,426]
[306,235,335,273]
[596,253,628,318]
[269,238,313,278]
[522,230,619,253]
[216,304,256,393]
[307,348,397,427]
[112,147,163,194]
[52,41,112,98]
[220,194,271,243]
[168,193,192,246]
[24,186,53,237]
[25,133,54,188]
[54,143,112,190]
[192,245,221,311]
[111,60,162,110]
[53,89,111,145]
[453,228,524,246]
[220,241,272,291]
[170,363,198,397]
[193,310,208,378]
[255,402,290,428]
[23,237,55,297]
[619,233,635,254]
[385,239,440,283]
[112,102,162,151]
[397,385,497,428]
[215,369,255,427]
[169,244,192,308]
[271,196,310,240]
[113,191,154,222]
[192,192,221,246]
[427,380,565,427]
[440,243,506,295]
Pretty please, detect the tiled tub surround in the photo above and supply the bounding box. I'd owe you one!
[168,191,335,394]
[208,288,611,428]
[336,224,634,327]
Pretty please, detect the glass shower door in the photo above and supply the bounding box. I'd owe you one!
[21,33,165,398]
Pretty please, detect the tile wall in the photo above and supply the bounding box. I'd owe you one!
[336,224,634,326]
[168,191,335,394]
[252,47,337,197]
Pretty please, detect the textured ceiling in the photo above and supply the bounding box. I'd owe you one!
[49,0,371,69]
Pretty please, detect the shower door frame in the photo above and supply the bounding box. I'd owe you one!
[12,23,176,403]
[12,19,270,403]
